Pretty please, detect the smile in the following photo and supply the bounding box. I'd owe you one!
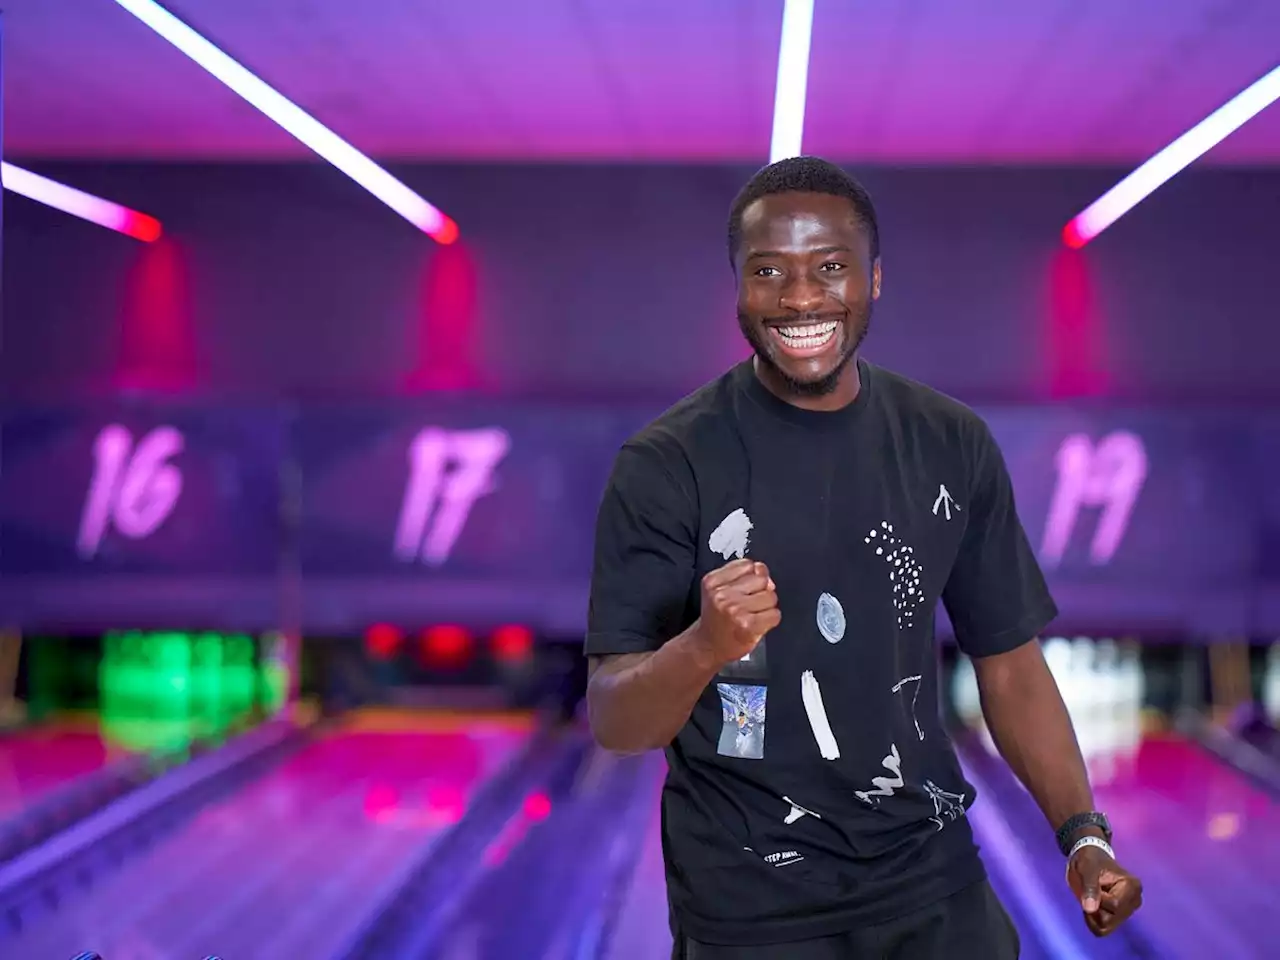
[769,320,839,353]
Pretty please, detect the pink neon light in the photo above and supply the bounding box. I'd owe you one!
[1064,65,1280,247]
[1,163,161,241]
[111,0,457,243]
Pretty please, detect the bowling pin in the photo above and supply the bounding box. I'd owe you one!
[1092,639,1121,785]
[1264,643,1280,725]
[1068,637,1100,774]
[1116,642,1144,769]
[1043,636,1073,685]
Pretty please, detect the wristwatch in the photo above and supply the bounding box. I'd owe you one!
[1055,811,1112,856]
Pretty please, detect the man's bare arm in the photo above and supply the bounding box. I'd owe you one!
[586,625,721,754]
[975,640,1096,832]
[586,559,780,754]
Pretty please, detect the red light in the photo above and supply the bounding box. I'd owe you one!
[363,783,399,822]
[425,783,466,824]
[523,792,552,821]
[365,623,403,660]
[1061,220,1087,250]
[491,625,534,664]
[433,217,459,245]
[124,211,164,243]
[421,625,472,669]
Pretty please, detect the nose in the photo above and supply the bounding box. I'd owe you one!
[778,273,825,313]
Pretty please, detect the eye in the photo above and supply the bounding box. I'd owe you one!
[754,266,782,278]
[820,262,846,272]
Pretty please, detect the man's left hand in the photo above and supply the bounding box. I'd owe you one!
[1067,844,1143,936]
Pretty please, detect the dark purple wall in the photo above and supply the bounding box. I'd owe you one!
[5,162,1279,404]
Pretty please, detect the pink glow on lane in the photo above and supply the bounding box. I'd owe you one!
[0,730,122,817]
[1064,64,1280,247]
[110,0,457,243]
[1,163,161,241]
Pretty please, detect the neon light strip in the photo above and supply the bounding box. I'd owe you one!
[769,0,816,163]
[1,163,162,241]
[111,0,458,244]
[1064,64,1280,248]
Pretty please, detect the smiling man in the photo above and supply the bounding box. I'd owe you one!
[584,157,1143,958]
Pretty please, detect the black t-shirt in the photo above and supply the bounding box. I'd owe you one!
[585,358,1057,945]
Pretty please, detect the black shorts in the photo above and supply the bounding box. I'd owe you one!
[674,880,1020,960]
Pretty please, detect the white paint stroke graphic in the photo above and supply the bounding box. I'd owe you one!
[709,508,753,560]
[783,796,821,825]
[891,674,925,742]
[924,779,967,832]
[855,743,904,804]
[801,669,841,760]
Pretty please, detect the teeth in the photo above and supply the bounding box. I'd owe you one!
[775,321,838,349]
[779,321,837,338]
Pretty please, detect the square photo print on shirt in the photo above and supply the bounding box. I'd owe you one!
[717,683,766,760]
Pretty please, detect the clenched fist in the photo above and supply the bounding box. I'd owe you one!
[695,559,782,668]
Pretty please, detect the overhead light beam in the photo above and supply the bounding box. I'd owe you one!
[110,0,458,243]
[769,0,816,163]
[2,162,162,241]
[1064,64,1280,248]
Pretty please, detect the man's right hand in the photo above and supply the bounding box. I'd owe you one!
[695,559,781,667]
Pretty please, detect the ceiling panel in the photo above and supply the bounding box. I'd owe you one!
[4,0,1278,164]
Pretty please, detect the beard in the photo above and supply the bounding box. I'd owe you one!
[737,299,873,398]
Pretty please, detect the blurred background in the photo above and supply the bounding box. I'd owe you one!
[0,1,1277,958]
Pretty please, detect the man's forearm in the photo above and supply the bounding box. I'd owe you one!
[587,622,721,754]
[976,644,1097,837]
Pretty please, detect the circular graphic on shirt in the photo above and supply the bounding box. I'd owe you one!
[816,592,846,644]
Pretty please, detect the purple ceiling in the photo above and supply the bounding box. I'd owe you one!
[5,0,1279,163]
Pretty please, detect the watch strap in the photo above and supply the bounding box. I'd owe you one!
[1055,811,1111,856]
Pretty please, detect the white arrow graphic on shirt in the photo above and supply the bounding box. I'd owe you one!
[932,484,960,521]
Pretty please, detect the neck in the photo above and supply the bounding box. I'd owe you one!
[752,355,862,412]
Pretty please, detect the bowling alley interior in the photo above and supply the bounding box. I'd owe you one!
[2,2,1279,959]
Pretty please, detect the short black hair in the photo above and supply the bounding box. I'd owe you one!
[727,156,880,267]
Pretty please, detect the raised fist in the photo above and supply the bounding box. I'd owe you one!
[696,559,781,667]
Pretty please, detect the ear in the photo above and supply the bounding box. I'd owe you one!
[871,258,883,300]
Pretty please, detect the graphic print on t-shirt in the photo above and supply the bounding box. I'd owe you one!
[891,674,925,741]
[923,779,968,831]
[932,484,960,520]
[854,743,906,805]
[800,670,841,760]
[709,507,753,560]
[863,520,926,630]
[815,592,846,643]
[783,795,822,825]
[717,683,766,759]
[718,642,769,681]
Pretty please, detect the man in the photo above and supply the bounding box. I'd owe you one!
[584,157,1143,958]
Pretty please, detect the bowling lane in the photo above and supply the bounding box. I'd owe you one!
[0,721,128,818]
[955,643,1279,958]
[1091,732,1280,958]
[1,711,531,960]
[602,770,670,960]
